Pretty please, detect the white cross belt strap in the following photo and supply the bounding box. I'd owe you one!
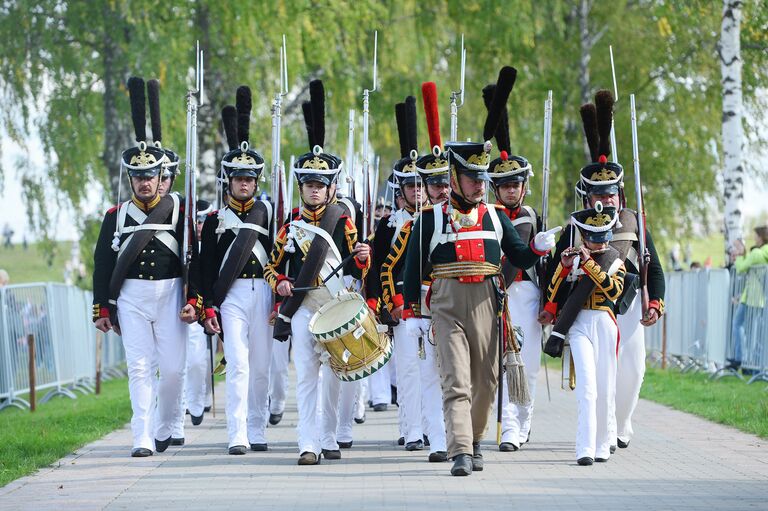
[117,194,180,261]
[218,206,271,270]
[429,202,503,257]
[290,219,345,297]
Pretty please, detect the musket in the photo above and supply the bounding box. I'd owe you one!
[609,45,619,163]
[449,34,466,141]
[361,30,378,240]
[182,41,204,301]
[271,35,289,239]
[287,155,295,221]
[630,94,650,317]
[539,90,553,402]
[345,109,356,199]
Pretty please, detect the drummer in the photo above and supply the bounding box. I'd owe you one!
[264,79,371,466]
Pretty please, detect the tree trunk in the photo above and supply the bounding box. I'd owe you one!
[720,0,744,258]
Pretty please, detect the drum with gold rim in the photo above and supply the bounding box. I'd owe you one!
[308,292,391,381]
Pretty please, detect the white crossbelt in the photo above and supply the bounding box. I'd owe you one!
[117,194,180,262]
[218,205,271,271]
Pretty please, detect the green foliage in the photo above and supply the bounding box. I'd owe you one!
[0,242,71,284]
[640,368,768,439]
[1,0,767,270]
[0,378,131,488]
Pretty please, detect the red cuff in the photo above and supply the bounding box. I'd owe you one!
[544,301,558,316]
[276,274,290,283]
[392,294,404,308]
[530,239,548,256]
[99,307,111,319]
[649,299,660,312]
[187,298,198,308]
[204,307,217,319]
[367,298,379,311]
[402,307,416,320]
[354,256,367,269]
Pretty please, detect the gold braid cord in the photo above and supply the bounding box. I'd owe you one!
[430,262,500,280]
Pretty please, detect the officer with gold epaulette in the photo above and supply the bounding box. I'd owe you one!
[92,77,200,457]
[401,67,559,476]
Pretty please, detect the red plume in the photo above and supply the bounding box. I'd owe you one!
[421,82,441,150]
[598,154,607,165]
[500,150,509,161]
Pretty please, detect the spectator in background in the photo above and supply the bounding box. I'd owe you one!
[690,261,702,270]
[727,225,768,373]
[0,268,8,287]
[2,223,13,248]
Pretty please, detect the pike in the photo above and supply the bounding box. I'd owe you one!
[361,31,378,240]
[449,34,466,141]
[630,94,650,316]
[271,35,289,238]
[539,90,553,402]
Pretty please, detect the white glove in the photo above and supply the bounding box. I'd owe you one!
[405,318,428,339]
[533,226,562,253]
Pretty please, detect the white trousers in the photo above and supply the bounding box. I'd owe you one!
[569,309,618,460]
[170,322,210,439]
[614,293,645,443]
[117,278,186,450]
[368,354,392,406]
[292,306,341,454]
[336,380,361,443]
[220,279,273,447]
[393,320,446,452]
[269,335,290,415]
[501,281,543,446]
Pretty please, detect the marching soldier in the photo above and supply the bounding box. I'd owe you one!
[199,87,275,455]
[401,68,558,476]
[380,85,448,462]
[264,79,371,466]
[541,90,665,452]
[483,80,544,452]
[92,77,199,457]
[543,203,626,465]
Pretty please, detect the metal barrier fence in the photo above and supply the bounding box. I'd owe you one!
[645,265,768,383]
[0,283,125,411]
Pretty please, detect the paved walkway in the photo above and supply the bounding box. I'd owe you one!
[1,367,767,510]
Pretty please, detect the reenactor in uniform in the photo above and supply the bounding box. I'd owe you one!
[541,91,665,452]
[264,80,371,466]
[543,203,626,465]
[482,79,544,452]
[199,87,275,455]
[380,85,449,462]
[92,77,200,457]
[401,68,558,476]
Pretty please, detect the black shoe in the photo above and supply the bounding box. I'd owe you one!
[397,436,405,446]
[391,385,398,405]
[155,437,172,453]
[423,435,430,447]
[373,403,388,412]
[499,442,519,452]
[170,437,185,446]
[471,442,483,471]
[617,438,630,449]
[250,443,268,452]
[228,445,247,455]
[354,414,366,424]
[191,413,204,426]
[610,445,617,454]
[269,412,283,426]
[429,451,448,463]
[405,439,424,451]
[204,406,211,412]
[185,408,191,415]
[321,449,341,460]
[338,441,353,449]
[595,457,609,463]
[577,457,594,466]
[451,454,473,476]
[298,451,320,465]
[131,447,153,457]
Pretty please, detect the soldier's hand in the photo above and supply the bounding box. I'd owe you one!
[537,310,555,325]
[354,242,371,263]
[391,306,403,321]
[204,316,221,334]
[277,280,293,297]
[640,308,659,326]
[561,247,578,268]
[534,226,562,253]
[95,317,112,333]
[180,304,198,324]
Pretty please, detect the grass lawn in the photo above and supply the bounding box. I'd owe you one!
[0,377,131,488]
[0,242,71,284]
[640,368,768,439]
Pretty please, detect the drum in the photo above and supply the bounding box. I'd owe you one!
[308,292,391,381]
